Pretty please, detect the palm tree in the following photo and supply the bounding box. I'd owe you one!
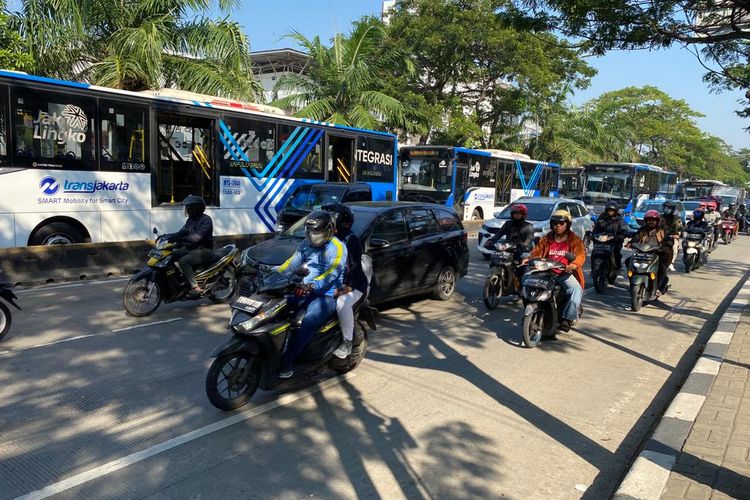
[272,19,417,130]
[13,0,262,100]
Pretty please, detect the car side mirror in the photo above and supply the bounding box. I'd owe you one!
[369,238,390,249]
[493,211,502,219]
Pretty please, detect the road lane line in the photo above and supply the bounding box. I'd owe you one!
[0,318,183,355]
[14,373,355,500]
[13,277,131,294]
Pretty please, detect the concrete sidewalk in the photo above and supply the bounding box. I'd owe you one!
[615,279,750,500]
[661,303,750,499]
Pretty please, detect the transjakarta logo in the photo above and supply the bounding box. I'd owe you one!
[355,149,393,166]
[39,176,129,195]
[40,176,60,196]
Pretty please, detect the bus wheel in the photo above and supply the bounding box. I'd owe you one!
[30,222,86,246]
[471,208,482,220]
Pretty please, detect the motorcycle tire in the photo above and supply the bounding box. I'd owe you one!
[330,322,368,374]
[722,233,729,244]
[630,284,644,312]
[0,301,11,340]
[205,353,260,411]
[208,266,238,304]
[522,309,546,348]
[483,272,504,310]
[684,254,694,273]
[592,259,607,294]
[123,278,162,317]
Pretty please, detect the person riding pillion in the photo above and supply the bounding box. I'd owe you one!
[632,210,671,294]
[274,210,347,379]
[323,203,370,359]
[525,210,586,332]
[591,202,629,270]
[167,195,214,295]
[660,201,683,272]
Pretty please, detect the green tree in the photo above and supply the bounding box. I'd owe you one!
[13,0,262,99]
[272,18,418,130]
[384,0,595,146]
[0,1,32,71]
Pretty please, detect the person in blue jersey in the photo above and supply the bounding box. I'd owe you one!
[275,210,347,378]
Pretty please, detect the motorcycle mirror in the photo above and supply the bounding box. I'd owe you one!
[294,266,310,277]
[153,227,159,235]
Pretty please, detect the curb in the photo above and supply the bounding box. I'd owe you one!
[613,278,750,499]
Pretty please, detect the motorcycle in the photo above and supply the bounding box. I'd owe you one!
[0,268,21,340]
[205,263,376,411]
[520,259,579,348]
[626,242,666,311]
[482,239,521,309]
[721,218,737,244]
[122,230,239,317]
[682,229,709,273]
[590,233,619,294]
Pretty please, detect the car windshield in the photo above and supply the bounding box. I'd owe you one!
[496,202,555,221]
[583,166,633,205]
[683,201,702,211]
[400,151,453,193]
[635,201,666,213]
[282,209,378,239]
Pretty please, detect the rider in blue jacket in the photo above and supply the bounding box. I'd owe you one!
[275,210,347,378]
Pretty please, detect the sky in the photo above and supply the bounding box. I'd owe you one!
[235,0,749,149]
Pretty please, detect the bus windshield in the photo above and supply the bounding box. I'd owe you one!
[583,168,632,205]
[401,151,453,193]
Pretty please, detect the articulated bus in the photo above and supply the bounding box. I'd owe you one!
[676,179,743,206]
[0,70,397,248]
[398,146,560,221]
[582,162,677,221]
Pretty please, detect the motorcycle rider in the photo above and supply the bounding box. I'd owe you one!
[524,210,586,332]
[167,195,214,295]
[738,203,748,232]
[722,203,740,237]
[484,203,535,283]
[704,201,721,249]
[323,203,369,359]
[631,210,670,294]
[660,201,683,272]
[274,210,346,378]
[686,208,710,233]
[591,202,628,270]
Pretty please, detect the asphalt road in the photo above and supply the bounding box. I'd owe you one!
[1,236,748,500]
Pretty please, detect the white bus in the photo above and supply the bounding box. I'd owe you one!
[398,146,560,220]
[0,71,398,248]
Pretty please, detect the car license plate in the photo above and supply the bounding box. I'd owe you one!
[232,296,263,314]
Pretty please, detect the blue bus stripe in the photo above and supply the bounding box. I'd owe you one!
[254,126,305,178]
[253,127,313,192]
[218,133,239,160]
[219,121,250,162]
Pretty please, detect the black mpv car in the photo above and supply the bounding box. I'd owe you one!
[238,202,470,305]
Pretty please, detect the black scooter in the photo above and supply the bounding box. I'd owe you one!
[590,233,619,293]
[683,229,709,272]
[626,242,666,311]
[482,239,521,309]
[520,259,578,348]
[0,268,21,340]
[205,265,376,411]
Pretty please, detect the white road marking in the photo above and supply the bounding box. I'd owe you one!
[13,277,131,294]
[663,392,706,422]
[0,318,183,355]
[15,374,355,500]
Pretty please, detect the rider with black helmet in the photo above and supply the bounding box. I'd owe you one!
[660,200,683,272]
[323,203,369,359]
[592,202,629,270]
[167,195,214,294]
[274,210,347,378]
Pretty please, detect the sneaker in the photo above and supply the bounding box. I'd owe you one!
[333,340,353,359]
[668,264,676,272]
[559,319,573,332]
[278,361,294,379]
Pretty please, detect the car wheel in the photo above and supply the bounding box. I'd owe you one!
[433,266,457,301]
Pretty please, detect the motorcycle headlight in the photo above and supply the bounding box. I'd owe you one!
[633,261,649,270]
[235,299,285,333]
[496,242,512,251]
[687,241,697,247]
[537,290,552,301]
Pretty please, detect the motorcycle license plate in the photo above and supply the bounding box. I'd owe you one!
[491,251,512,260]
[524,278,548,288]
[231,296,263,314]
[593,243,611,252]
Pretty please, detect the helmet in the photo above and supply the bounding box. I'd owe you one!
[323,202,354,228]
[693,209,704,221]
[644,209,661,223]
[662,200,676,216]
[183,195,206,218]
[510,203,528,218]
[740,204,746,209]
[305,210,334,247]
[550,209,572,230]
[706,201,717,211]
[605,202,618,214]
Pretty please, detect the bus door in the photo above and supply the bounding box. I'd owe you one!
[327,134,354,183]
[453,160,469,216]
[156,112,217,206]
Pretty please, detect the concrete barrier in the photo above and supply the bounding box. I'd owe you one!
[0,219,489,286]
[0,234,273,286]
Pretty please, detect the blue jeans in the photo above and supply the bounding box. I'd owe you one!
[283,295,336,364]
[559,274,583,321]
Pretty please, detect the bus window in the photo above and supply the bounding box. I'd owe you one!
[327,135,353,182]
[219,116,276,176]
[495,159,512,205]
[12,88,97,170]
[99,101,148,172]
[0,85,6,166]
[277,124,323,180]
[355,136,394,183]
[156,113,216,206]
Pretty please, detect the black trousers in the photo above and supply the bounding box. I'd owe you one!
[173,247,213,287]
